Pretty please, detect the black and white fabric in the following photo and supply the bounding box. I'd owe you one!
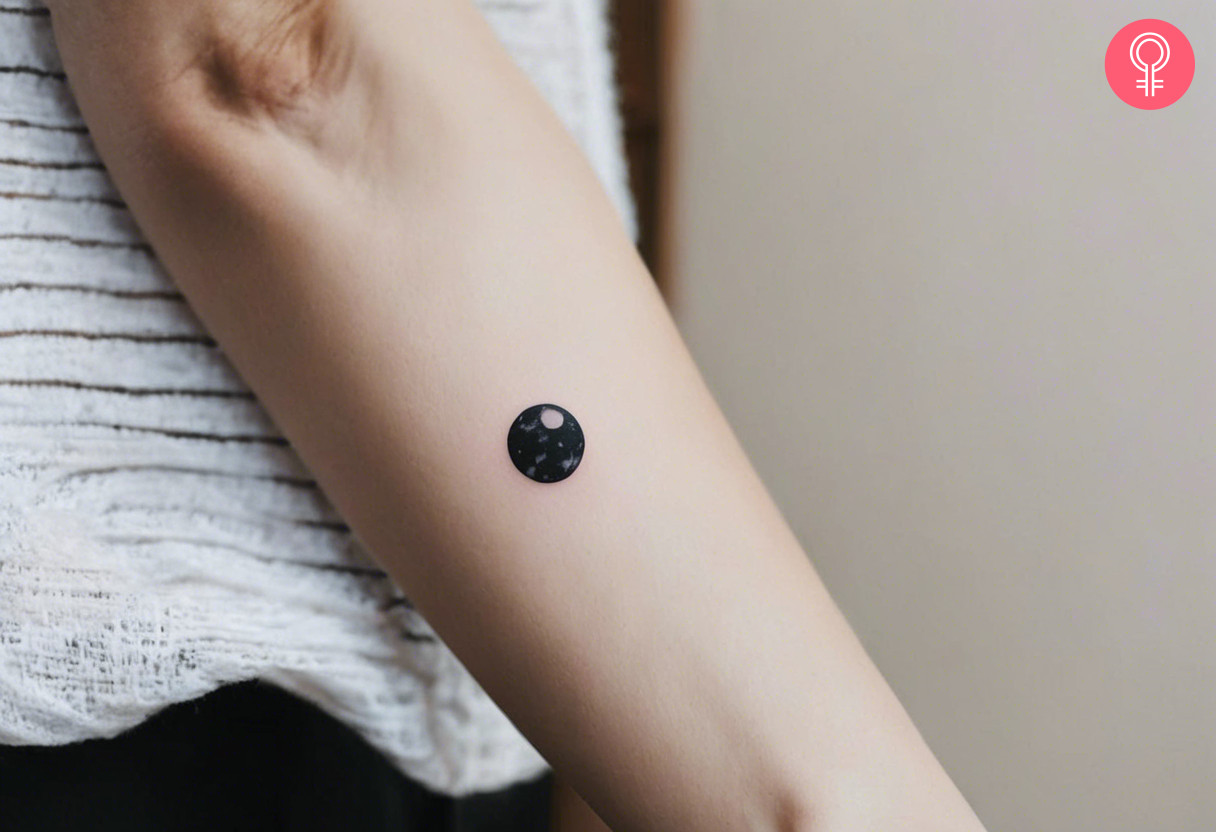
[0,0,634,797]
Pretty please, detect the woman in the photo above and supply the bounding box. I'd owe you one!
[16,0,990,828]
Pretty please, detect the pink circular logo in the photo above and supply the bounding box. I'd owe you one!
[1106,20,1195,109]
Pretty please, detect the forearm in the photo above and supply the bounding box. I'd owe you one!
[48,2,986,830]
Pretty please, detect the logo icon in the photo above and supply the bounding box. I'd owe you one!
[1130,32,1169,97]
[1106,20,1194,109]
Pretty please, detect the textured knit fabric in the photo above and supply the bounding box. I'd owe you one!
[0,0,635,797]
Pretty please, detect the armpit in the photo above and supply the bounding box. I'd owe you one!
[188,0,356,129]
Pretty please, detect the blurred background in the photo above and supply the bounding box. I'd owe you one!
[614,2,1215,831]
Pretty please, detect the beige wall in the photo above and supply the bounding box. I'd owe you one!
[666,3,1215,830]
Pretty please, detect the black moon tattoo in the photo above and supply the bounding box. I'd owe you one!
[507,404,585,483]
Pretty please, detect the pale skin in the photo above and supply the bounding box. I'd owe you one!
[44,1,990,830]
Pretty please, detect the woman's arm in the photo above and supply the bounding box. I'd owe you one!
[46,1,988,830]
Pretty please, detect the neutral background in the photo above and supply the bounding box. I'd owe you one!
[664,3,1215,831]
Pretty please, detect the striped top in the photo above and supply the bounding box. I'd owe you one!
[0,0,634,797]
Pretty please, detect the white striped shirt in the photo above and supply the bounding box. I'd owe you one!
[0,0,634,796]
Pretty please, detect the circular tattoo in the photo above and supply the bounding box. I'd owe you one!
[507,404,585,483]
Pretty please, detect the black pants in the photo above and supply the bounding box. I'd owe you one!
[0,681,553,832]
